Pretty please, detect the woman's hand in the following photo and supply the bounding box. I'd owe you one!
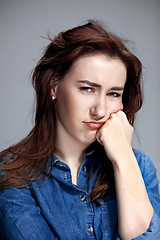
[96,110,133,164]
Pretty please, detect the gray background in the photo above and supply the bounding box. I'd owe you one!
[0,0,160,181]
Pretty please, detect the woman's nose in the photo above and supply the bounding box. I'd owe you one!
[90,96,106,120]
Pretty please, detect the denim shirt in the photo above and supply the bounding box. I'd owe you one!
[0,147,160,240]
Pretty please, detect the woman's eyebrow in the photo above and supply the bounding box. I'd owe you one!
[77,80,101,88]
[77,80,124,91]
[110,87,124,91]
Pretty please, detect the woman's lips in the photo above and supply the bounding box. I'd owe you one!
[84,121,105,130]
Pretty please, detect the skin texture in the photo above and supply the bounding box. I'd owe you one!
[51,54,153,240]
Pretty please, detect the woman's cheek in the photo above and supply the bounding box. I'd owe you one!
[108,102,123,115]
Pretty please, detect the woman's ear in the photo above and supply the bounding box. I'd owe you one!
[50,80,58,101]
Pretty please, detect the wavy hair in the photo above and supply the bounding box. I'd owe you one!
[0,20,143,201]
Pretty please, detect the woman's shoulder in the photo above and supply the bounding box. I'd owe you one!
[133,148,150,160]
[133,148,158,179]
[133,148,153,163]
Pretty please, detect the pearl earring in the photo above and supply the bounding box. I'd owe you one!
[52,95,56,101]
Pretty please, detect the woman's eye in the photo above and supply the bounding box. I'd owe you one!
[80,87,94,93]
[108,92,121,98]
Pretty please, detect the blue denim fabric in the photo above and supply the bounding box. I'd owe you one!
[0,147,160,240]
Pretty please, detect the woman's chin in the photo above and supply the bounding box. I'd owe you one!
[83,133,97,145]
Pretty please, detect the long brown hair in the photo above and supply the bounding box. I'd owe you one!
[0,20,143,201]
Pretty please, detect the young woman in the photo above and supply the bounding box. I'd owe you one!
[0,20,160,240]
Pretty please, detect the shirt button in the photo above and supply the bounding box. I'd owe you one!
[64,173,68,180]
[83,166,87,172]
[87,226,93,233]
[81,195,86,202]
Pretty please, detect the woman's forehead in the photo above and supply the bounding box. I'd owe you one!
[61,54,126,87]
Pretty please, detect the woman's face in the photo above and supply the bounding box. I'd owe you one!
[53,54,126,148]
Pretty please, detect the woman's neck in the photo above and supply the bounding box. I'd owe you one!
[54,145,85,185]
[55,127,90,185]
[54,145,85,167]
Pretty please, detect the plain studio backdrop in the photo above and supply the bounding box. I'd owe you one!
[0,0,160,182]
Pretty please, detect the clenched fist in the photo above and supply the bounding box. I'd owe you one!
[96,110,133,164]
